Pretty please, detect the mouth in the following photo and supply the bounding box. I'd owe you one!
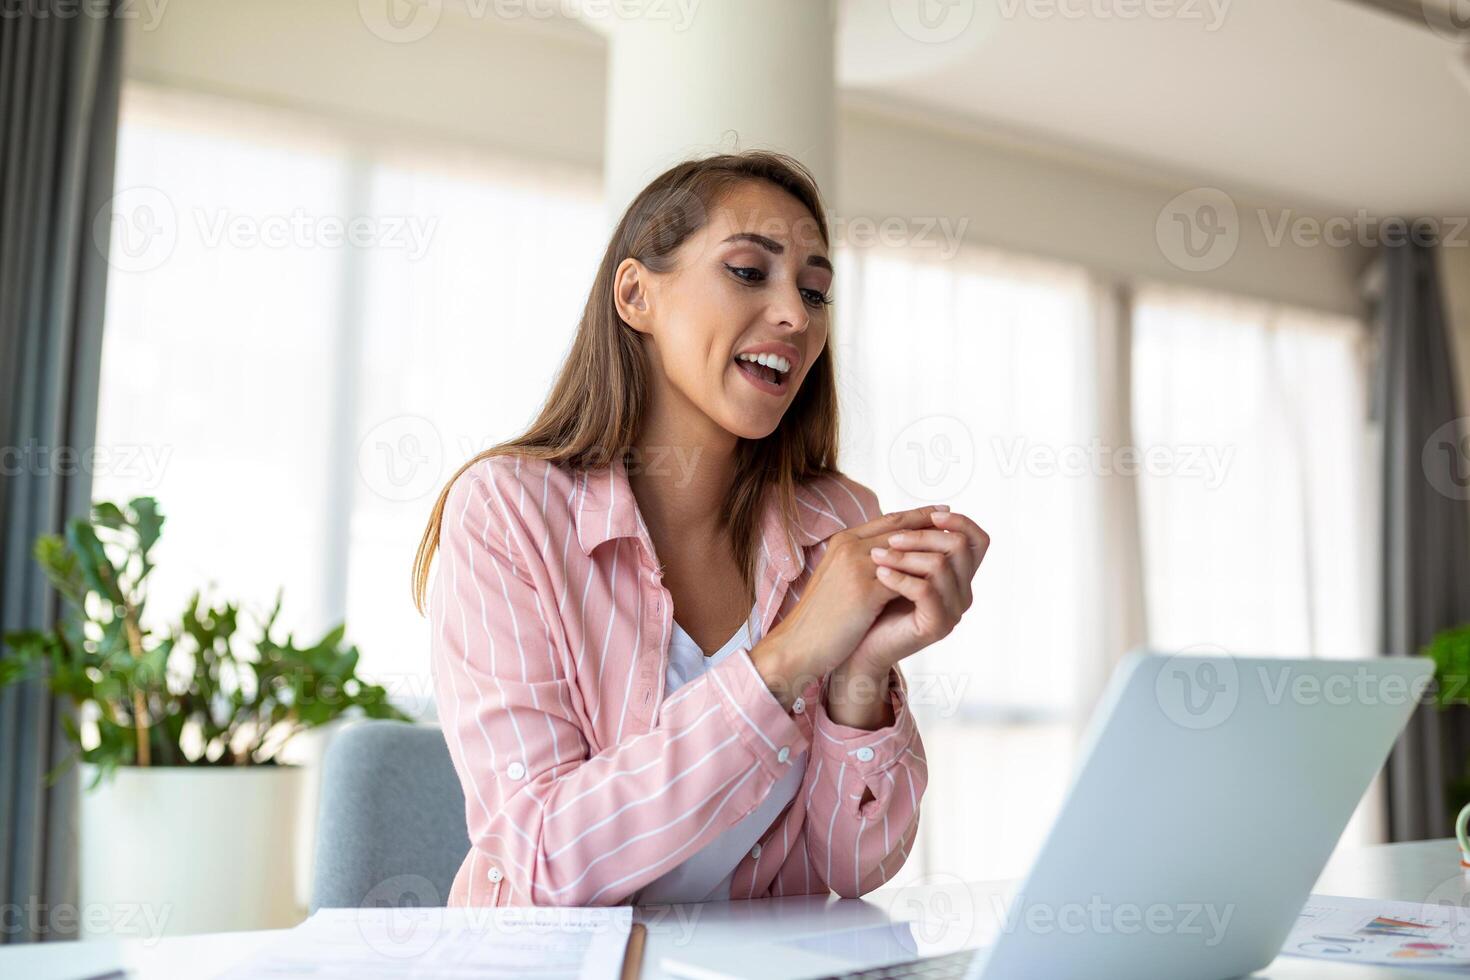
[733,355,791,396]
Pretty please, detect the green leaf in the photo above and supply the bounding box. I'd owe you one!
[91,502,128,530]
[129,497,164,557]
[1424,624,1470,709]
[34,535,85,608]
[66,519,124,607]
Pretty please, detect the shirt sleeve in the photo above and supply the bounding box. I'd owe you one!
[761,475,929,898]
[775,665,928,899]
[428,460,814,907]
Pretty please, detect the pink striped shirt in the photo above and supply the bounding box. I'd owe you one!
[428,451,929,907]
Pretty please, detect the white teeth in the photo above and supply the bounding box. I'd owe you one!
[736,352,791,374]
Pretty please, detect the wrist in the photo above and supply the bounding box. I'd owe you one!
[825,660,895,730]
[750,633,799,711]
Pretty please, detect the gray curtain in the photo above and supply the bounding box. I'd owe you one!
[0,3,124,943]
[1376,239,1470,842]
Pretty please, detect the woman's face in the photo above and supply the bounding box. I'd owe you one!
[616,179,833,441]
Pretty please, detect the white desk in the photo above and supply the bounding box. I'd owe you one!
[5,838,1467,979]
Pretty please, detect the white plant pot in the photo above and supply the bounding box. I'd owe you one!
[79,763,305,940]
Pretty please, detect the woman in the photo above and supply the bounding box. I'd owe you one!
[412,150,989,908]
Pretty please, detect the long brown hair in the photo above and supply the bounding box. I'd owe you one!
[411,150,842,616]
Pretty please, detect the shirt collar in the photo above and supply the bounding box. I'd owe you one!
[572,453,848,579]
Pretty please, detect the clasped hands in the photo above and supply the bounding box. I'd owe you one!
[756,504,990,731]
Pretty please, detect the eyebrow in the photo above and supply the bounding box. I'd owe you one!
[721,232,833,273]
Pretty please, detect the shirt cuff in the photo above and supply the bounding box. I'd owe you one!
[811,666,918,780]
[708,646,810,782]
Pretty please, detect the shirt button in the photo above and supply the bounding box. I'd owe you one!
[792,696,805,714]
[777,746,791,764]
[507,761,526,780]
[487,867,503,883]
[855,746,875,763]
[750,843,762,859]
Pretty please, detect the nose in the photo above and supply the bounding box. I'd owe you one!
[769,283,810,335]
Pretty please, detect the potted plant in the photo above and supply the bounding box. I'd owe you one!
[1423,625,1470,852]
[0,497,408,937]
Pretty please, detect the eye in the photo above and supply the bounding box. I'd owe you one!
[725,264,764,283]
[727,263,831,309]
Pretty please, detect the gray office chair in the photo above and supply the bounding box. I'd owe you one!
[310,719,470,911]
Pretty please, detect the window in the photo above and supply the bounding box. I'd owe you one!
[1130,283,1377,848]
[834,241,1103,885]
[1131,284,1373,661]
[94,85,604,715]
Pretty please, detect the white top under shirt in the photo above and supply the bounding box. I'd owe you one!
[631,602,809,904]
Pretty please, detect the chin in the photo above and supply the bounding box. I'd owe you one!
[724,412,783,441]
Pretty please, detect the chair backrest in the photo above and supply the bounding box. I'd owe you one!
[310,720,469,911]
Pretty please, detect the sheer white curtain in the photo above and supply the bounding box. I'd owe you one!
[1130,282,1378,846]
[832,241,1110,885]
[1131,285,1373,659]
[95,87,350,642]
[345,149,603,706]
[94,85,603,711]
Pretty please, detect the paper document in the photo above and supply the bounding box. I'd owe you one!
[214,905,633,979]
[1280,894,1470,968]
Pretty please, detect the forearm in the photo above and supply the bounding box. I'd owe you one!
[442,647,807,907]
[795,667,928,898]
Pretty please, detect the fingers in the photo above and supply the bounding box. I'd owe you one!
[932,511,991,561]
[881,517,989,565]
[872,562,960,642]
[845,505,949,542]
[908,512,990,562]
[879,527,970,558]
[850,513,950,558]
[875,525,979,588]
[870,545,971,609]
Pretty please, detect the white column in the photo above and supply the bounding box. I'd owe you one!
[595,0,837,223]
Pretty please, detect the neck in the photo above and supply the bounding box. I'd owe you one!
[627,389,740,550]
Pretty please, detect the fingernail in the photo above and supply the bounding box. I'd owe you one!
[934,504,951,511]
[871,547,889,557]
[888,533,907,545]
[933,511,950,522]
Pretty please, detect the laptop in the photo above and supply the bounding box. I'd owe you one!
[661,649,1434,980]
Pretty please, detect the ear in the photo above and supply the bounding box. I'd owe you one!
[614,257,654,336]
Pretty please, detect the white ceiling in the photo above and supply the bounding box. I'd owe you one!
[837,0,1470,214]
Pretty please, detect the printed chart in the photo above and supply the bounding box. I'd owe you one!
[1282,894,1470,967]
